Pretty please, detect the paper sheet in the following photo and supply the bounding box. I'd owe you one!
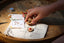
[4,14,48,39]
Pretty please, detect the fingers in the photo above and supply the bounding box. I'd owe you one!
[31,15,40,24]
[25,9,36,22]
[25,9,33,22]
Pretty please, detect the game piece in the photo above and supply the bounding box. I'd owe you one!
[24,12,27,14]
[28,28,34,32]
[9,8,15,12]
[26,18,32,25]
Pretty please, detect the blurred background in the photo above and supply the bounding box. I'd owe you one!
[0,0,64,25]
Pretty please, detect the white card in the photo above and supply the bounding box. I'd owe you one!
[24,24,48,39]
[5,14,48,39]
[9,14,24,20]
[7,23,48,39]
[4,14,25,34]
[9,20,24,29]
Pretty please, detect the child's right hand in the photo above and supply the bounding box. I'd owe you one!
[25,6,52,24]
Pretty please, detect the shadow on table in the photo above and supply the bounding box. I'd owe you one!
[38,17,64,25]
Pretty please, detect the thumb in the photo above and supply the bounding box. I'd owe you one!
[25,10,36,22]
[31,15,40,24]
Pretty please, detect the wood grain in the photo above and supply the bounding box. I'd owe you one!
[0,0,63,43]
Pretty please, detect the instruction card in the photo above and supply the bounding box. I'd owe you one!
[4,14,48,39]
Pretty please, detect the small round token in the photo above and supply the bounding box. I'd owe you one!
[28,28,34,32]
[26,18,32,25]
[29,28,31,30]
[9,8,15,12]
[10,8,14,10]
[24,12,27,14]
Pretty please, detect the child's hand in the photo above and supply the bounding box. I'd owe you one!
[25,6,52,24]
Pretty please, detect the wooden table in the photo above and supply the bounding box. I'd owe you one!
[0,0,63,43]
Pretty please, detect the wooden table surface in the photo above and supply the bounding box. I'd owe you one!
[0,0,64,43]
